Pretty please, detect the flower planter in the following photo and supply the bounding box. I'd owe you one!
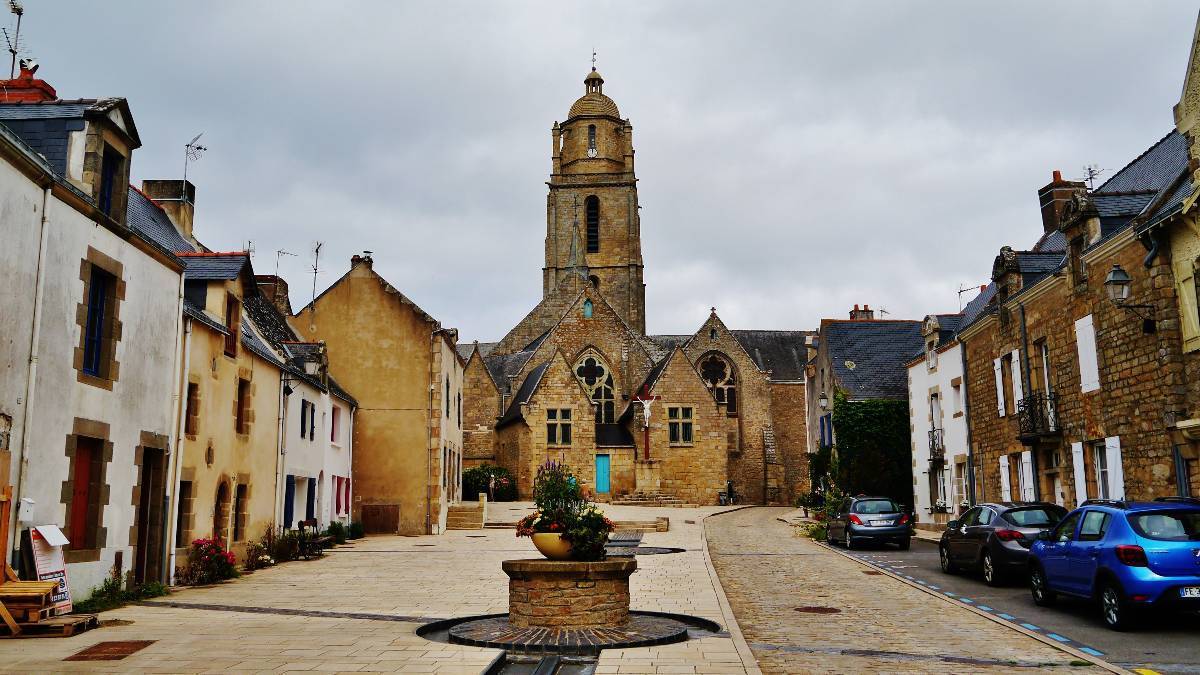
[531,532,573,560]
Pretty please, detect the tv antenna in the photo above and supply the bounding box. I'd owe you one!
[957,282,987,311]
[183,132,207,198]
[3,1,24,80]
[1082,164,1104,190]
[274,249,296,279]
[309,241,324,313]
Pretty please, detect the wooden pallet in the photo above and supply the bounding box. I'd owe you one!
[0,613,98,638]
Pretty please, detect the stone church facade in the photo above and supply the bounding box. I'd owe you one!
[460,69,812,506]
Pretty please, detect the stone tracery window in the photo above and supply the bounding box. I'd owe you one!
[700,353,738,415]
[574,352,616,423]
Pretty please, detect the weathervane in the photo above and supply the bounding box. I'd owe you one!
[591,48,597,70]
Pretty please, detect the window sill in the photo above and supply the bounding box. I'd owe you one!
[64,548,101,564]
[76,370,114,391]
[669,443,694,448]
[952,412,963,419]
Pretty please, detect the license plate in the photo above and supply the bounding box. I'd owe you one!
[870,520,891,526]
[1181,587,1200,598]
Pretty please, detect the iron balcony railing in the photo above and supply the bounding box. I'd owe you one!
[1018,391,1060,439]
[928,428,945,463]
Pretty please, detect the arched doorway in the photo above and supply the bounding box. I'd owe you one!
[213,480,230,544]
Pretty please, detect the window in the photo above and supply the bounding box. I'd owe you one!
[585,195,600,253]
[68,436,103,550]
[582,299,594,318]
[700,354,737,415]
[98,145,123,217]
[951,381,963,415]
[999,353,1014,415]
[82,266,114,377]
[224,293,240,357]
[184,383,200,436]
[546,408,572,446]
[331,405,341,443]
[213,482,230,542]
[1052,512,1081,543]
[300,399,309,438]
[1078,510,1110,542]
[574,353,616,422]
[977,507,995,525]
[851,499,899,514]
[1092,442,1109,499]
[175,480,192,548]
[1003,505,1066,527]
[587,124,597,157]
[233,484,248,542]
[668,407,693,445]
[457,392,462,428]
[926,342,937,369]
[445,378,450,418]
[589,275,600,289]
[236,378,250,434]
[1129,511,1200,541]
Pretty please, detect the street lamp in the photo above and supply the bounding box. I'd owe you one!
[1104,263,1155,333]
[818,391,829,410]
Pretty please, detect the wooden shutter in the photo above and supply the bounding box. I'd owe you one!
[993,358,1006,417]
[1010,350,1023,406]
[998,455,1011,501]
[1075,315,1100,392]
[1019,450,1035,501]
[70,440,93,548]
[1104,436,1125,500]
[283,475,295,528]
[1071,442,1087,506]
[306,477,317,520]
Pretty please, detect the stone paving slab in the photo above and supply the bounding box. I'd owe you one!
[0,503,755,674]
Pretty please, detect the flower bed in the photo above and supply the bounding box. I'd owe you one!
[516,461,614,561]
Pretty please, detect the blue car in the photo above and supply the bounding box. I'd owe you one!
[1028,497,1200,630]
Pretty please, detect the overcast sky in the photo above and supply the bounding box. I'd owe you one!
[22,2,1200,340]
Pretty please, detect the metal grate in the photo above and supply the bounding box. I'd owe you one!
[65,640,155,661]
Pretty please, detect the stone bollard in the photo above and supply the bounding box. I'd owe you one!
[502,558,637,628]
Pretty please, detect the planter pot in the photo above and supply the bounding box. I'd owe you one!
[531,532,573,560]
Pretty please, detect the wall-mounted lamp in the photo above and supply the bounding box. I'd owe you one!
[818,391,829,410]
[1104,263,1155,333]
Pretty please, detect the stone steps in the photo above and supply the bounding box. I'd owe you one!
[445,504,485,530]
[611,492,698,508]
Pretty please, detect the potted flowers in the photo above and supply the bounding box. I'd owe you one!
[516,461,614,561]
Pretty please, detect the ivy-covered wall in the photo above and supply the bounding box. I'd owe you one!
[831,391,912,506]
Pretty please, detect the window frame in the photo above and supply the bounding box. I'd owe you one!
[224,293,240,357]
[1092,441,1110,499]
[236,378,251,435]
[546,408,573,447]
[585,195,600,253]
[1077,510,1110,542]
[668,406,694,446]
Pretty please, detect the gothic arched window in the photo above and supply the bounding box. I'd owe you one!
[700,353,738,415]
[587,124,597,157]
[589,275,600,289]
[585,195,600,253]
[574,352,615,423]
[582,299,594,318]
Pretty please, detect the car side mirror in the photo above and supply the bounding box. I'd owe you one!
[1037,530,1053,541]
[946,520,958,530]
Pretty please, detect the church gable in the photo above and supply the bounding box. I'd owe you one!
[462,349,501,464]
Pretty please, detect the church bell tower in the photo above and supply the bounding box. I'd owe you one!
[544,67,646,334]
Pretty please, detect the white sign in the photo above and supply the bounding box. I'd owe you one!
[30,525,72,614]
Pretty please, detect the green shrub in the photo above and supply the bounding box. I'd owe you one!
[271,528,300,562]
[74,573,169,614]
[462,464,518,501]
[325,520,347,545]
[177,538,239,585]
[348,521,365,539]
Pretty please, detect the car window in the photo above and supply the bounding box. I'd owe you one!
[1129,510,1200,541]
[852,499,899,514]
[959,507,980,526]
[1003,506,1066,527]
[977,508,995,526]
[1077,511,1110,542]
[1052,512,1081,543]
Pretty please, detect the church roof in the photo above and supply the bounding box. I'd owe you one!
[731,330,814,382]
[569,92,621,119]
[495,362,550,429]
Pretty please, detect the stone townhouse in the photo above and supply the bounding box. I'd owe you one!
[957,131,1195,508]
[905,313,972,529]
[460,68,813,507]
[805,307,924,505]
[0,65,185,594]
[291,254,464,536]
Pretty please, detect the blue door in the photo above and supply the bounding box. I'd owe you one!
[595,454,611,494]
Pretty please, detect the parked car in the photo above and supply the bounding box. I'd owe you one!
[825,495,911,550]
[1028,497,1200,631]
[939,502,1067,586]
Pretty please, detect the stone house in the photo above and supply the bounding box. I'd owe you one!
[0,67,185,594]
[291,254,464,535]
[904,313,971,529]
[805,307,924,504]
[460,69,813,506]
[957,131,1195,508]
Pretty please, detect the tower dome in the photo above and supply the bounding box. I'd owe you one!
[568,68,620,118]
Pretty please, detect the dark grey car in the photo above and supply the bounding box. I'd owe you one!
[826,495,912,550]
[939,502,1066,586]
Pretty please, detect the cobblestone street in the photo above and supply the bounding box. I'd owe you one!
[705,507,1104,674]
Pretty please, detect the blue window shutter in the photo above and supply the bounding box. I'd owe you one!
[306,477,317,520]
[300,401,307,437]
[283,475,295,528]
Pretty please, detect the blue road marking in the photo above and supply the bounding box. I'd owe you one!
[1046,633,1069,642]
[976,605,992,612]
[1020,623,1040,631]
[997,613,1015,620]
[1079,647,1104,657]
[958,597,973,604]
[927,585,939,590]
[943,591,956,596]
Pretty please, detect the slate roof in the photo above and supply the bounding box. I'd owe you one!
[1138,173,1194,233]
[649,335,691,351]
[179,253,249,280]
[732,330,813,382]
[821,320,924,400]
[933,314,963,344]
[1016,251,1066,287]
[242,294,357,405]
[484,350,537,394]
[496,362,550,429]
[1095,131,1187,193]
[240,323,285,368]
[126,187,196,254]
[1031,229,1066,253]
[0,98,139,172]
[244,294,295,348]
[182,302,229,335]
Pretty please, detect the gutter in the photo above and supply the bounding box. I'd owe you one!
[166,317,192,584]
[10,185,51,570]
[274,371,289,531]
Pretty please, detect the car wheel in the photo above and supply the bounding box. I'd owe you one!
[898,537,911,551]
[825,528,835,546]
[939,545,959,574]
[1100,581,1134,631]
[1030,565,1056,606]
[982,551,1004,587]
[845,535,855,550]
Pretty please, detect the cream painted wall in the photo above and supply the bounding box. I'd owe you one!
[278,376,353,530]
[907,342,968,525]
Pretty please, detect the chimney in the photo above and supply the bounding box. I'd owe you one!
[0,61,57,103]
[849,304,875,320]
[351,251,374,269]
[256,275,293,316]
[1038,170,1087,233]
[141,179,196,238]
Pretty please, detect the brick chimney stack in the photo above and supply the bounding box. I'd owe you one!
[141,179,196,238]
[849,304,875,320]
[0,62,57,103]
[350,252,374,268]
[256,275,293,316]
[1038,170,1087,233]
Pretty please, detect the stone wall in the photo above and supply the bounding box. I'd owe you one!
[504,558,635,628]
[462,351,500,466]
[770,382,811,505]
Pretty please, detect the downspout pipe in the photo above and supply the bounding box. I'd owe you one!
[959,338,978,506]
[1142,231,1162,269]
[166,317,192,584]
[161,271,186,584]
[275,371,289,531]
[10,185,51,571]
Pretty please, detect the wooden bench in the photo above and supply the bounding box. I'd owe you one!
[297,519,333,560]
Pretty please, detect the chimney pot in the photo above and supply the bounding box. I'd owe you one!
[1037,170,1087,234]
[1053,169,1062,182]
[142,179,197,239]
[0,65,57,103]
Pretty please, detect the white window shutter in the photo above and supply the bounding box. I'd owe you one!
[1104,436,1125,500]
[1071,442,1087,505]
[1019,449,1035,501]
[1010,350,1023,408]
[1075,315,1100,392]
[993,358,1006,417]
[998,455,1011,501]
